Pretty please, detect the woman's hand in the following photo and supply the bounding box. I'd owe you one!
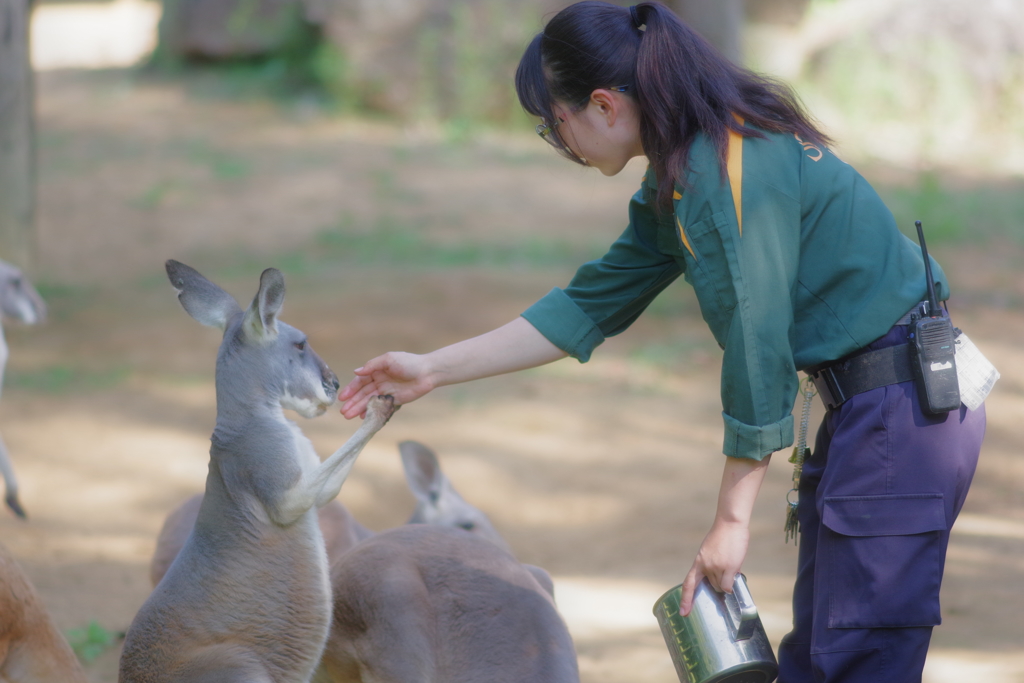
[678,455,772,616]
[680,520,750,615]
[338,317,568,420]
[339,352,434,419]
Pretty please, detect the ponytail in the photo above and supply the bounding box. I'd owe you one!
[516,1,832,209]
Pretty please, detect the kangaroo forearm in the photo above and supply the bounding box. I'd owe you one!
[310,453,359,509]
[272,453,361,524]
[310,409,390,510]
[427,317,567,388]
[271,417,385,523]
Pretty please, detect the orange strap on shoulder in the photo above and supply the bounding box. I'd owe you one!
[727,115,745,236]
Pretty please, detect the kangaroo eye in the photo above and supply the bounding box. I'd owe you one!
[294,340,306,351]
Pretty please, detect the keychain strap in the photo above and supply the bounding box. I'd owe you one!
[785,377,817,545]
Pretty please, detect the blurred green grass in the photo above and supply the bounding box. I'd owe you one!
[5,365,130,394]
[304,168,1024,268]
[313,215,600,268]
[872,171,1024,244]
[66,620,121,664]
[168,160,1024,290]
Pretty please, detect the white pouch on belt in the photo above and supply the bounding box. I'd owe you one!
[954,332,999,411]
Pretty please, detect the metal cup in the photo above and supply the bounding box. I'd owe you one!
[653,574,778,683]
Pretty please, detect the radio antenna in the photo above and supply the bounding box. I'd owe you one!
[915,220,940,317]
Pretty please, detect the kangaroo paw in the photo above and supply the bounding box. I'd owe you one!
[364,395,398,430]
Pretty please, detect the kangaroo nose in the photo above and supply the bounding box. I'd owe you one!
[331,377,340,392]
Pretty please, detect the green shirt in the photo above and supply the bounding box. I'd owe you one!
[522,126,947,461]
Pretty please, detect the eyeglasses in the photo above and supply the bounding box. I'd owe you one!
[534,86,630,163]
[536,115,587,165]
[535,118,561,144]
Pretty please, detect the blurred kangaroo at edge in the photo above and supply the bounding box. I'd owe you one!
[0,541,88,682]
[151,441,580,683]
[0,260,47,519]
[118,261,396,683]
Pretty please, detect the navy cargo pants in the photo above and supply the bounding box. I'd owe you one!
[777,324,986,683]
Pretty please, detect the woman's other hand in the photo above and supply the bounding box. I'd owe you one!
[678,454,771,616]
[680,520,749,615]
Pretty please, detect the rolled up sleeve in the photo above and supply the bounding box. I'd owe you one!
[722,412,794,460]
[522,288,605,362]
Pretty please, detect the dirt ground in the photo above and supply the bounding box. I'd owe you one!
[2,69,1023,682]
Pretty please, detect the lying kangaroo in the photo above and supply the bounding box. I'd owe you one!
[0,541,88,682]
[150,440,579,683]
[316,441,579,683]
[118,261,396,683]
[0,260,47,518]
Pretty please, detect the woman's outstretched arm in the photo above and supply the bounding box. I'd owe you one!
[338,316,568,419]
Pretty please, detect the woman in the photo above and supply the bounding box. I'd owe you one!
[339,3,986,681]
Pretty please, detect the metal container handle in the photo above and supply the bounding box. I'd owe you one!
[728,574,759,641]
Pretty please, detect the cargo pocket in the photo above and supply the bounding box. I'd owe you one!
[822,494,946,629]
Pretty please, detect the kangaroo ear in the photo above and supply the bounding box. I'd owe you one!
[399,441,445,507]
[0,259,46,325]
[242,268,285,341]
[166,260,241,330]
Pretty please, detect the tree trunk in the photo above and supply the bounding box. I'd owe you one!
[0,0,35,271]
[667,0,744,64]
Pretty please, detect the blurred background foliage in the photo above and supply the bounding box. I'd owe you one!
[752,0,1024,174]
[141,0,1024,244]
[150,0,559,129]
[149,0,1024,154]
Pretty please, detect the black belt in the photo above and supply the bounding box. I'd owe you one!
[807,343,915,411]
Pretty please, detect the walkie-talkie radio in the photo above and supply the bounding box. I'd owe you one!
[909,220,960,415]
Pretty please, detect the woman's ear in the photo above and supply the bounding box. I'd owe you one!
[589,89,620,127]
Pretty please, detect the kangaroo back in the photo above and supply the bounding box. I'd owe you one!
[316,442,579,683]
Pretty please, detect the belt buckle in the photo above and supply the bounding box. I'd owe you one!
[809,366,846,410]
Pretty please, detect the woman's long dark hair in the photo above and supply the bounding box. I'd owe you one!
[515,0,831,208]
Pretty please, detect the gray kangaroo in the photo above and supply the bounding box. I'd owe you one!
[0,259,47,519]
[118,261,396,683]
[149,440,579,683]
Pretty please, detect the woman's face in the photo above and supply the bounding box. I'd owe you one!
[550,89,645,176]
